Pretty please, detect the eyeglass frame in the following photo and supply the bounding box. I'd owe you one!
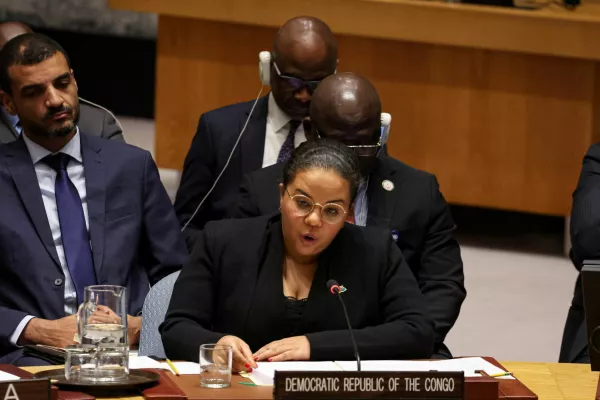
[272,61,328,93]
[314,128,382,156]
[285,189,348,224]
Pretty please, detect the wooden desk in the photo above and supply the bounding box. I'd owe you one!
[501,361,598,400]
[109,0,600,216]
[22,362,600,400]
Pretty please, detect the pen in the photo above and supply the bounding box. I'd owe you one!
[239,382,257,386]
[165,359,180,376]
[488,371,513,378]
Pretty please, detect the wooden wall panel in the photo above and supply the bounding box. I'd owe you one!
[111,0,600,61]
[155,16,595,216]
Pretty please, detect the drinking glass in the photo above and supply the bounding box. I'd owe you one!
[199,344,232,388]
[65,345,95,381]
[74,285,129,382]
[65,344,129,382]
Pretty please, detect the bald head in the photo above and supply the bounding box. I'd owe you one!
[309,73,382,176]
[0,22,33,50]
[269,16,337,120]
[311,73,381,131]
[273,16,337,68]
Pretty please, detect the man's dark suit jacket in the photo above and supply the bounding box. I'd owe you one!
[0,133,188,363]
[560,142,600,363]
[174,96,269,231]
[160,214,434,362]
[0,102,125,144]
[233,154,465,359]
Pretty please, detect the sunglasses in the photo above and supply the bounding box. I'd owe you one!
[272,61,325,93]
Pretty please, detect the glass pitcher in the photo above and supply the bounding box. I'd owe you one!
[73,285,129,382]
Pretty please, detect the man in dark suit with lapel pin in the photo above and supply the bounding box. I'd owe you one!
[233,73,465,359]
[0,33,188,365]
[174,16,338,231]
[0,21,124,145]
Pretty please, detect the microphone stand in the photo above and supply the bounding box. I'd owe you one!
[334,291,361,372]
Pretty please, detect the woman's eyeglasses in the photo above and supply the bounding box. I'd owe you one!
[273,62,324,94]
[286,190,347,224]
[315,129,381,157]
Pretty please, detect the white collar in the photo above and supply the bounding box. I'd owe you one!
[22,127,82,165]
[267,92,294,133]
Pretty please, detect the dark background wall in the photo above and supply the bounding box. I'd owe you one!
[0,0,157,118]
[36,27,156,119]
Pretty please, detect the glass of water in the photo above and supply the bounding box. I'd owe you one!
[75,285,129,382]
[199,344,232,388]
[65,345,95,381]
[65,344,129,382]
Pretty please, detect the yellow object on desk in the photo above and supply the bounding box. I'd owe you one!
[488,371,513,378]
[165,359,180,376]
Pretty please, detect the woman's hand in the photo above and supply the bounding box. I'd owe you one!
[253,336,310,362]
[216,335,258,373]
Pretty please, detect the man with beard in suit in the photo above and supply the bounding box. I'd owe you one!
[0,33,186,365]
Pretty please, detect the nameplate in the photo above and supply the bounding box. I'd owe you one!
[0,378,51,400]
[274,371,464,399]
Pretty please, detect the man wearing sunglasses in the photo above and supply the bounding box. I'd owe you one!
[174,16,338,231]
[233,73,465,359]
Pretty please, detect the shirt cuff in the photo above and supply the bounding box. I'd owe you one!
[9,316,35,347]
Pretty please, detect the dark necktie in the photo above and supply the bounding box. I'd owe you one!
[44,153,96,303]
[276,120,301,164]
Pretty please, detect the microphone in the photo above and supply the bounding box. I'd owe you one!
[326,279,361,372]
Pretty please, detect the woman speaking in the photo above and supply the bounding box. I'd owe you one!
[160,139,434,371]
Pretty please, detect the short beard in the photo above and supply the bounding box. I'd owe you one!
[47,122,76,138]
[24,119,77,140]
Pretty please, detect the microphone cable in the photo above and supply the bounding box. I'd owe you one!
[181,87,264,232]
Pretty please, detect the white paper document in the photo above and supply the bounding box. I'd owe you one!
[0,371,20,382]
[250,362,342,386]
[129,356,168,370]
[336,357,514,379]
[128,356,201,375]
[169,362,201,375]
[428,357,514,379]
[246,357,514,386]
[335,360,438,373]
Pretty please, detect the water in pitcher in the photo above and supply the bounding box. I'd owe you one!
[71,285,130,382]
[78,324,128,382]
[82,323,126,345]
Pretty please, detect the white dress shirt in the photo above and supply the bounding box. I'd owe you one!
[261,93,307,168]
[9,130,89,345]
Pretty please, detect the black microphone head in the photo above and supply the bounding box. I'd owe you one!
[326,279,339,290]
[327,279,340,294]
